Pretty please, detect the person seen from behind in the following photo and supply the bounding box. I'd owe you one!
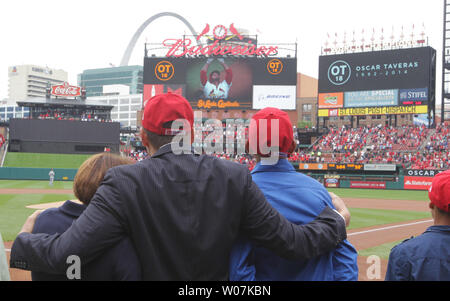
[32,153,141,281]
[229,107,358,281]
[385,170,450,281]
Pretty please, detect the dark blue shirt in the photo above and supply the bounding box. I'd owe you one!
[32,200,142,281]
[385,225,450,281]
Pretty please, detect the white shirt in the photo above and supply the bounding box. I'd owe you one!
[203,80,231,99]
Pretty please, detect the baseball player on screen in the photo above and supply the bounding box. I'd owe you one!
[200,58,233,99]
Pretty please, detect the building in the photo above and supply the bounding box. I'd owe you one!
[88,85,142,128]
[297,73,318,128]
[0,99,30,121]
[8,65,68,100]
[78,66,143,98]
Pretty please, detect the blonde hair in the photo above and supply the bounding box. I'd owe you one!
[73,153,134,204]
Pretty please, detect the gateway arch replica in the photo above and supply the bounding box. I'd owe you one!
[120,12,199,66]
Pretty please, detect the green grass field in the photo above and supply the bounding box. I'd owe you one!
[3,153,91,169]
[0,182,432,244]
[0,193,75,241]
[327,188,429,202]
[348,208,430,230]
[358,239,405,260]
[0,180,73,190]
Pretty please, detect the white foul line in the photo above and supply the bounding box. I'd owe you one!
[348,220,433,237]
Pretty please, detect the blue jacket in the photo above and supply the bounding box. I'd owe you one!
[32,200,142,281]
[229,159,358,281]
[385,225,450,281]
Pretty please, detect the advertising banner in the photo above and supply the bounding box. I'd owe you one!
[344,89,398,108]
[252,58,298,86]
[399,88,428,105]
[318,47,435,94]
[405,169,442,177]
[318,92,344,109]
[413,114,433,126]
[324,175,340,188]
[318,105,428,117]
[350,181,386,189]
[252,86,296,110]
[404,176,433,190]
[51,82,82,98]
[298,163,328,170]
[364,164,397,172]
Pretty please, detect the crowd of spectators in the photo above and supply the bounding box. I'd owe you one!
[122,148,148,162]
[120,122,450,171]
[0,134,5,149]
[32,110,111,122]
[290,123,450,170]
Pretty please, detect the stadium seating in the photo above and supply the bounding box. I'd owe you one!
[121,123,450,170]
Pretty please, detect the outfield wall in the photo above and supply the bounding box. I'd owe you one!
[0,167,77,181]
[293,163,442,191]
[0,164,440,190]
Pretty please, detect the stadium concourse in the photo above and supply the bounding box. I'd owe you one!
[121,123,450,171]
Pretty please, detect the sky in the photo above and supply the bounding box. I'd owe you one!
[0,0,444,102]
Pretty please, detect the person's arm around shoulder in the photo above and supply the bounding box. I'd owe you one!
[323,192,358,281]
[329,192,351,227]
[10,169,127,274]
[240,172,347,261]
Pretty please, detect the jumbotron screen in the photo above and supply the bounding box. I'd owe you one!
[143,57,297,110]
[317,46,436,117]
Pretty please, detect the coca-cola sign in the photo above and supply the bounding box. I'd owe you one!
[51,82,81,97]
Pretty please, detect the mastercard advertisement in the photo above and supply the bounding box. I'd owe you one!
[318,92,344,109]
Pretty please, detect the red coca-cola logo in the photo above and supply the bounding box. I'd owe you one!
[51,82,81,97]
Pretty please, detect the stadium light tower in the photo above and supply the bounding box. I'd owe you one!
[443,0,450,122]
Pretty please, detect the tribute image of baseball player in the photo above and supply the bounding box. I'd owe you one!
[48,168,55,186]
[200,58,233,99]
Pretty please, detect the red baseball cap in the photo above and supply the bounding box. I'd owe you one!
[428,170,450,213]
[247,107,294,156]
[142,92,194,136]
